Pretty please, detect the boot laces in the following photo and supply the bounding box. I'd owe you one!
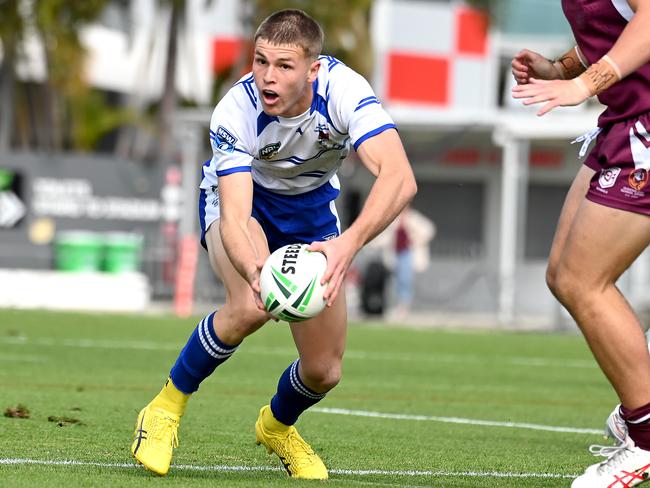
[151,414,179,449]
[594,440,635,475]
[285,430,316,468]
[589,443,625,458]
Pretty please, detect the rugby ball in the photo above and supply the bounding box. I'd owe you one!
[260,243,327,322]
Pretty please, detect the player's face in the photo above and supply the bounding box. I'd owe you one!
[253,40,320,117]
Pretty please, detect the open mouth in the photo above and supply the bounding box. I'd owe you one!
[262,89,279,104]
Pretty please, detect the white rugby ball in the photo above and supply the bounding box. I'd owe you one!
[259,243,327,322]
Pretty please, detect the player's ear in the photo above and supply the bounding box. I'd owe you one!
[307,58,320,83]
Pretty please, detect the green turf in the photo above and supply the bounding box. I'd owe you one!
[0,308,617,487]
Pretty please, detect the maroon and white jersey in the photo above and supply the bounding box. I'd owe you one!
[562,0,650,126]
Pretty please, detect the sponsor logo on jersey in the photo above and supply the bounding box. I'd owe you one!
[259,142,281,160]
[322,233,337,240]
[599,167,621,189]
[214,126,238,153]
[629,168,649,191]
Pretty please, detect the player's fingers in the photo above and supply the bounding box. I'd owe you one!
[250,272,261,293]
[323,264,344,304]
[528,77,551,86]
[522,93,553,105]
[512,87,541,99]
[307,241,323,252]
[321,260,335,285]
[325,277,341,307]
[537,100,558,116]
[328,274,345,307]
[252,287,265,310]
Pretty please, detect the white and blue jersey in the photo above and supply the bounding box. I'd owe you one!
[199,55,396,251]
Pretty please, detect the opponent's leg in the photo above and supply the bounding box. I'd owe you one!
[255,292,347,479]
[546,165,594,291]
[551,201,650,487]
[132,219,270,475]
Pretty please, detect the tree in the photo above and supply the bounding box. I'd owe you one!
[0,0,24,152]
[33,0,113,150]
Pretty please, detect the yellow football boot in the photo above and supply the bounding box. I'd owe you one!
[255,405,328,479]
[131,403,180,475]
[131,379,189,475]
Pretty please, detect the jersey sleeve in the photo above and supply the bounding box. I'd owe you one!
[208,85,255,177]
[328,66,396,151]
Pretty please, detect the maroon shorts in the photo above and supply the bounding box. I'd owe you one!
[585,112,650,216]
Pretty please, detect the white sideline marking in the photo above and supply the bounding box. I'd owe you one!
[312,407,603,435]
[0,336,596,369]
[0,458,575,479]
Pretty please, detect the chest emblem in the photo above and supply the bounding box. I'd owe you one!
[259,142,281,160]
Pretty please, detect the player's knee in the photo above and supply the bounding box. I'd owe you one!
[238,306,268,330]
[552,265,582,307]
[301,361,342,393]
[545,264,558,296]
[221,301,268,340]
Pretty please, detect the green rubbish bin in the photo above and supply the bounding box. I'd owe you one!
[102,233,143,273]
[54,231,103,272]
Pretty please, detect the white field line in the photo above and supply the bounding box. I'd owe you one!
[0,458,575,479]
[0,336,596,369]
[312,407,603,436]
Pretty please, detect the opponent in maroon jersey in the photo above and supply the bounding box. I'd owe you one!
[512,1,650,486]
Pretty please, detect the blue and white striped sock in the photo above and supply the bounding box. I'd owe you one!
[169,312,239,394]
[270,359,327,426]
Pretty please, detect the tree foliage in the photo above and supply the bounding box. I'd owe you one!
[0,0,132,152]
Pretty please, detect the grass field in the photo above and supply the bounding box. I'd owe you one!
[0,308,618,487]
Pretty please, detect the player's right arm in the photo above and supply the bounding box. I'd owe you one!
[206,79,264,302]
[218,171,265,302]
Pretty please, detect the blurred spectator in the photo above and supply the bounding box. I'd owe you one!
[370,205,435,317]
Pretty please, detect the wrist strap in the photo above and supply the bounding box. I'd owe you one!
[574,55,621,97]
[554,46,588,80]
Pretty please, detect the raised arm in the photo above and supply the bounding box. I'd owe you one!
[309,128,417,305]
[512,0,650,115]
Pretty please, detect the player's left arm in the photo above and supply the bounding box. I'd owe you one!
[310,128,417,305]
[512,0,650,115]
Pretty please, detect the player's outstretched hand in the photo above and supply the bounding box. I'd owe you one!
[308,234,360,307]
[511,78,589,116]
[511,49,559,85]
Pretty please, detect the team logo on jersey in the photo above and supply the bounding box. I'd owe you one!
[315,123,343,150]
[259,142,281,160]
[599,167,621,189]
[629,168,649,191]
[213,126,238,153]
[315,124,332,148]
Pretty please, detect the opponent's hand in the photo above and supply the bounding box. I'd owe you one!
[512,49,560,84]
[308,234,361,307]
[511,77,590,116]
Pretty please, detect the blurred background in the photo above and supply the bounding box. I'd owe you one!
[1,0,645,329]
